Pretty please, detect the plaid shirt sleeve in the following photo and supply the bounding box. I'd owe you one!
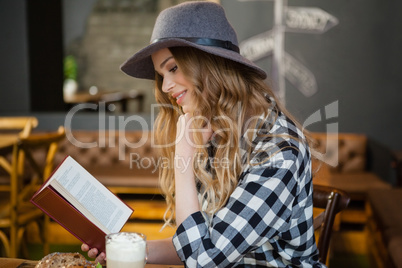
[172,112,324,268]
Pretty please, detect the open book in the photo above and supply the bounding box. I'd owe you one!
[31,156,133,253]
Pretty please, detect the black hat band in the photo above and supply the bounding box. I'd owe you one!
[153,37,240,53]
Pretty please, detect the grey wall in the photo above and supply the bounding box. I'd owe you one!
[0,0,30,113]
[222,0,402,151]
[62,0,97,50]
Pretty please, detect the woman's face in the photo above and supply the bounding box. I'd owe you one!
[152,48,195,114]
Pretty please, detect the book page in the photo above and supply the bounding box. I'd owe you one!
[48,156,133,234]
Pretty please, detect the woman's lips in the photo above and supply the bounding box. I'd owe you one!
[174,90,187,105]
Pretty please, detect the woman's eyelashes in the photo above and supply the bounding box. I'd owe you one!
[156,62,177,79]
[169,65,178,73]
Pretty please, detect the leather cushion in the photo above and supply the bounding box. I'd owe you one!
[311,133,367,173]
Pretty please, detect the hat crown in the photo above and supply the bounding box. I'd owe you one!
[150,1,238,46]
[120,1,267,80]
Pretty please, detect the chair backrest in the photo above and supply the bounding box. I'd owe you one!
[0,117,38,191]
[0,117,38,137]
[313,184,350,264]
[1,126,67,221]
[0,125,65,257]
[14,126,66,204]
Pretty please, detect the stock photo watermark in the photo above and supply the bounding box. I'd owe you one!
[63,100,339,170]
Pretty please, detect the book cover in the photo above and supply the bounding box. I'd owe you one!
[31,156,134,253]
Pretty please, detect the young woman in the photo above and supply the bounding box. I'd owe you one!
[83,1,325,267]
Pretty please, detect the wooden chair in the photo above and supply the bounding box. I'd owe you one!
[0,117,38,132]
[0,117,38,257]
[0,126,66,257]
[313,184,350,265]
[0,117,38,192]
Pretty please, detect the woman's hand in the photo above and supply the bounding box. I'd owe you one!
[174,113,212,226]
[81,244,106,265]
[175,113,212,170]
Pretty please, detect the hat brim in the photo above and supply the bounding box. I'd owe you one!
[120,38,267,80]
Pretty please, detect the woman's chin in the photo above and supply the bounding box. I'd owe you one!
[182,106,193,114]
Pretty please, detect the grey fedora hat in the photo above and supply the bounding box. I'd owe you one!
[120,1,267,80]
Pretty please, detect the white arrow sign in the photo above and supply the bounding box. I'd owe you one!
[239,30,274,62]
[237,0,338,102]
[285,7,339,33]
[284,52,317,97]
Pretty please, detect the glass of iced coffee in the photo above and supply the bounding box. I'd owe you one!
[106,232,147,268]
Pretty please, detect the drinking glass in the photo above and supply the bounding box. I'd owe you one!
[106,232,147,268]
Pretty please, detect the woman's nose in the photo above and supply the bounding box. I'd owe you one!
[162,77,175,93]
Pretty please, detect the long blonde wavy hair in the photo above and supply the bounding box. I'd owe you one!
[153,47,295,226]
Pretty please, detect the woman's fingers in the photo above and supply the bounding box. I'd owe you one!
[81,244,106,265]
[88,248,99,259]
[95,252,106,265]
[81,244,90,252]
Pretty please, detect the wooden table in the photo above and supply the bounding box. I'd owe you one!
[64,89,145,113]
[0,258,183,268]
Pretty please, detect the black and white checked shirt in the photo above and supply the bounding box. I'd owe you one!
[172,108,325,268]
